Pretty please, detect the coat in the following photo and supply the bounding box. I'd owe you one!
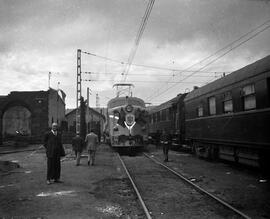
[44,131,65,158]
[72,136,84,153]
[85,132,99,151]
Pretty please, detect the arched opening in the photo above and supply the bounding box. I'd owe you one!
[2,106,31,138]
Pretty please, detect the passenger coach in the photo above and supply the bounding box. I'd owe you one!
[184,55,270,169]
[148,93,187,149]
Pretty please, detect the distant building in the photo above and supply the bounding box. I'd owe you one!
[0,88,66,144]
[66,107,106,138]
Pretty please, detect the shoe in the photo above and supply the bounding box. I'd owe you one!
[76,163,80,166]
[46,180,52,185]
[54,180,63,183]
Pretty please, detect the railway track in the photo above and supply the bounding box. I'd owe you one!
[0,146,43,155]
[118,152,251,219]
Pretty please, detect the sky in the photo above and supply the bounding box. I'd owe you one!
[0,0,270,108]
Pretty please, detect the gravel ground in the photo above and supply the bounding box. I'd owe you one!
[122,154,241,219]
[146,144,270,219]
[0,144,144,219]
[1,143,269,218]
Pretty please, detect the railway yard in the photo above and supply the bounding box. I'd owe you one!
[0,143,269,219]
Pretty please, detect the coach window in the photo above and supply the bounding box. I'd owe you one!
[161,109,166,121]
[208,96,216,115]
[223,92,233,113]
[242,84,256,110]
[166,109,170,121]
[197,105,203,117]
[157,111,161,122]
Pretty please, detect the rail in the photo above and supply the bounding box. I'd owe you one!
[143,152,251,219]
[117,153,152,219]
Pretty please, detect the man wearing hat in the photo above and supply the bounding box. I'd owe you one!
[44,123,65,184]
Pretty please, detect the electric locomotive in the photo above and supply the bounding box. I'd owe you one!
[107,84,148,149]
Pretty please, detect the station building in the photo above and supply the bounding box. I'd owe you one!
[0,88,66,145]
[66,107,106,138]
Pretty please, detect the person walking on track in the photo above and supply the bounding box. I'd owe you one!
[72,132,84,166]
[85,129,99,166]
[44,123,65,185]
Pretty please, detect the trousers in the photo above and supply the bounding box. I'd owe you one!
[163,144,169,161]
[47,156,61,180]
[75,151,81,165]
[88,150,96,165]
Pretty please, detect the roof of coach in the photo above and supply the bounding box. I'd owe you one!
[149,93,187,113]
[185,55,270,102]
[107,96,145,109]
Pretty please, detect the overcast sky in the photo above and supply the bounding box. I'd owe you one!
[1,0,270,108]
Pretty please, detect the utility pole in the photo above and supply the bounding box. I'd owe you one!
[76,49,82,134]
[57,82,60,123]
[86,87,90,134]
[48,72,51,89]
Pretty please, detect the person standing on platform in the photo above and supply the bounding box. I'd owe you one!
[44,123,65,185]
[160,130,171,162]
[72,132,84,166]
[85,129,99,166]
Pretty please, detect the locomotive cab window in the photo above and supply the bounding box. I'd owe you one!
[242,84,256,110]
[208,96,216,115]
[223,92,233,113]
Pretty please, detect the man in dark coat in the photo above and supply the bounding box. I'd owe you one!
[160,130,171,162]
[44,123,65,184]
[72,132,84,166]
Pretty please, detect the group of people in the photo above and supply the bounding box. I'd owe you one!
[44,123,171,185]
[43,122,99,185]
[72,130,99,166]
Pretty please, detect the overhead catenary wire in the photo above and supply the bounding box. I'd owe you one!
[80,53,231,73]
[83,71,220,78]
[82,79,208,84]
[146,19,270,101]
[81,18,270,80]
[122,0,155,82]
[82,68,228,74]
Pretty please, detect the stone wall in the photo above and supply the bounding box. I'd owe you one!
[0,89,66,145]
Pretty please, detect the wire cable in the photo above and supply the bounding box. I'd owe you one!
[146,20,270,101]
[122,0,155,82]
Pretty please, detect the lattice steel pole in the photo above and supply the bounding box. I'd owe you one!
[76,49,82,134]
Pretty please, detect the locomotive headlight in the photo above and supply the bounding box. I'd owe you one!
[125,104,133,112]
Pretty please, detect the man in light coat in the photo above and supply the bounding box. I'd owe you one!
[85,129,99,166]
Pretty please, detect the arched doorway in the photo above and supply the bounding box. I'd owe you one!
[2,106,31,137]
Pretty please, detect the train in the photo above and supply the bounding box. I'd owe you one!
[148,93,187,149]
[148,54,270,170]
[106,84,148,150]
